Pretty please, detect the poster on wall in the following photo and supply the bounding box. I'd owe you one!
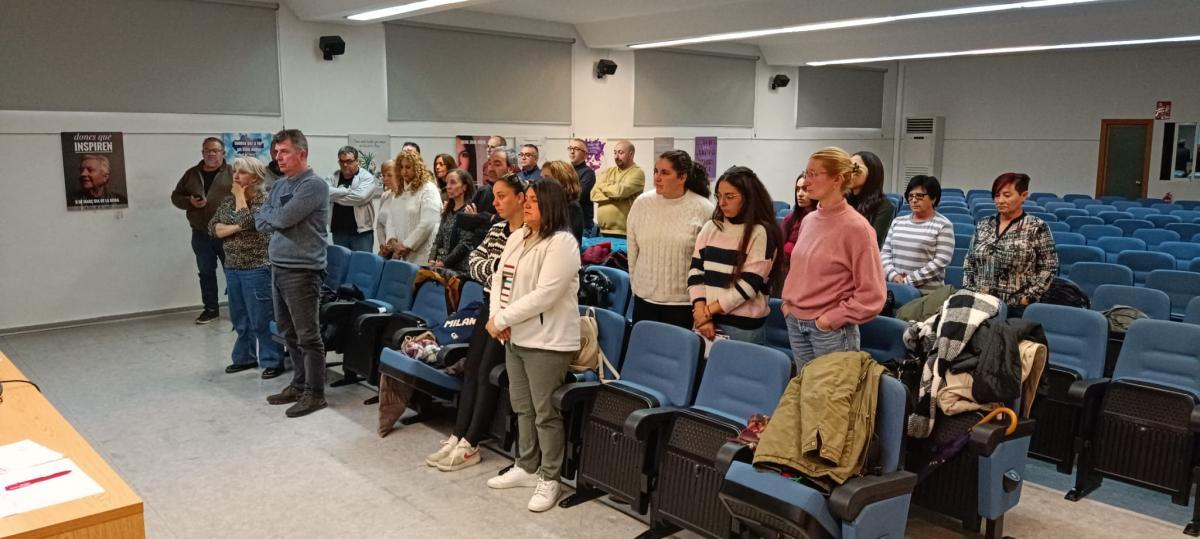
[653,137,675,157]
[695,136,718,178]
[221,132,273,164]
[348,134,391,177]
[61,132,128,211]
[1155,101,1172,120]
[583,138,606,171]
[455,135,514,185]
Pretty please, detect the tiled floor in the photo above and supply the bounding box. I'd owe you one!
[0,312,1186,538]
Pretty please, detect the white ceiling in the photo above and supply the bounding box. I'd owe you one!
[284,0,1200,65]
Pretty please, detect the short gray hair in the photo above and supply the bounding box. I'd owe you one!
[272,129,308,153]
[491,146,518,169]
[338,145,359,160]
[231,156,268,182]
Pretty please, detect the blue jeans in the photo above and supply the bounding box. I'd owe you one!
[785,316,861,370]
[715,322,767,346]
[332,230,374,252]
[191,229,226,312]
[226,267,283,369]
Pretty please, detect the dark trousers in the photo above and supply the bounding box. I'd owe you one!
[273,266,326,394]
[191,229,226,312]
[632,296,694,331]
[454,301,506,445]
[332,230,374,252]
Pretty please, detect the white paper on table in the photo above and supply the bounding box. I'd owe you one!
[0,459,104,519]
[0,440,64,474]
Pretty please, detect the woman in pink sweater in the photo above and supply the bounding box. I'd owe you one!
[688,166,782,344]
[780,147,886,367]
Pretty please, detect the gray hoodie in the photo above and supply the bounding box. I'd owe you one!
[256,167,330,271]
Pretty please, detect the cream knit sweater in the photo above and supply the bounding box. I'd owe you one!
[626,190,715,304]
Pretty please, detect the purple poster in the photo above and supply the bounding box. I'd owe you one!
[584,138,606,171]
[695,136,717,178]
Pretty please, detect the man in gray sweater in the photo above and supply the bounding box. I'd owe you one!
[255,129,330,418]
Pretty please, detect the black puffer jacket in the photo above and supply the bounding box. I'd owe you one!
[947,318,1046,404]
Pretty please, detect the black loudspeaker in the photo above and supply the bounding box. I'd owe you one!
[319,35,346,61]
[769,74,790,90]
[595,59,618,79]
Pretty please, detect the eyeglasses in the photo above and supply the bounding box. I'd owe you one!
[907,192,929,201]
[338,159,357,165]
[203,149,224,155]
[717,193,741,202]
[567,146,586,153]
[518,152,536,159]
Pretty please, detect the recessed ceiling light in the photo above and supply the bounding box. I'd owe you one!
[805,35,1200,66]
[347,0,470,22]
[628,0,1102,49]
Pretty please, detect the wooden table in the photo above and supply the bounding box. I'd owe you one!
[0,352,145,539]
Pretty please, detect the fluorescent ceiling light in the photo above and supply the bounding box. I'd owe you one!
[629,0,1101,49]
[347,0,469,21]
[805,35,1200,65]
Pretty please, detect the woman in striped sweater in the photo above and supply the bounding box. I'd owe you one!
[426,174,526,472]
[880,175,955,293]
[688,166,782,345]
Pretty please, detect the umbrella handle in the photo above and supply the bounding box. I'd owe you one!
[975,406,1018,436]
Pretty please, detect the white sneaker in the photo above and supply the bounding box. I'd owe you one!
[425,436,459,467]
[527,478,560,512]
[486,465,539,489]
[438,439,481,472]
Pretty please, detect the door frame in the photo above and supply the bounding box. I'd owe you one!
[1095,118,1153,198]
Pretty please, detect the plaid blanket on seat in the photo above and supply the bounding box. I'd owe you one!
[903,290,1001,438]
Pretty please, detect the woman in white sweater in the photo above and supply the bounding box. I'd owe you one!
[484,180,580,513]
[626,150,715,329]
[376,151,441,264]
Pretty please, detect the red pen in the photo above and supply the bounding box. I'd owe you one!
[5,470,71,491]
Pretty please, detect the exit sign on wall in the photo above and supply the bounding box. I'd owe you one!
[1155,101,1172,120]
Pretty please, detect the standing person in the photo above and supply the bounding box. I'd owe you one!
[171,137,233,324]
[433,153,457,193]
[963,172,1058,316]
[484,181,580,513]
[208,156,285,379]
[429,169,485,275]
[427,174,526,471]
[847,150,895,248]
[689,167,781,345]
[255,129,330,418]
[626,150,714,329]
[516,144,542,181]
[376,150,441,264]
[326,146,379,252]
[568,138,596,234]
[473,146,519,216]
[781,147,886,367]
[539,160,584,243]
[780,173,816,280]
[591,140,645,237]
[881,175,955,294]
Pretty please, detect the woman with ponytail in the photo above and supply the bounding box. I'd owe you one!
[625,150,715,329]
[688,166,781,344]
[846,150,894,247]
[780,147,885,368]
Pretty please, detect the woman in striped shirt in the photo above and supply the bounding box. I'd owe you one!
[880,175,955,293]
[689,166,782,345]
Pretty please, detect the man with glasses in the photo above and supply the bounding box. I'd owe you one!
[591,139,644,237]
[516,144,542,181]
[171,137,233,324]
[325,145,379,252]
[568,138,596,233]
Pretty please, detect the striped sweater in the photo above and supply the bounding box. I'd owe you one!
[468,220,511,294]
[880,212,956,292]
[687,220,773,329]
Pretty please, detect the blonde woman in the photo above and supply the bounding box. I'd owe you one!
[780,147,885,367]
[376,152,442,264]
[208,156,285,379]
